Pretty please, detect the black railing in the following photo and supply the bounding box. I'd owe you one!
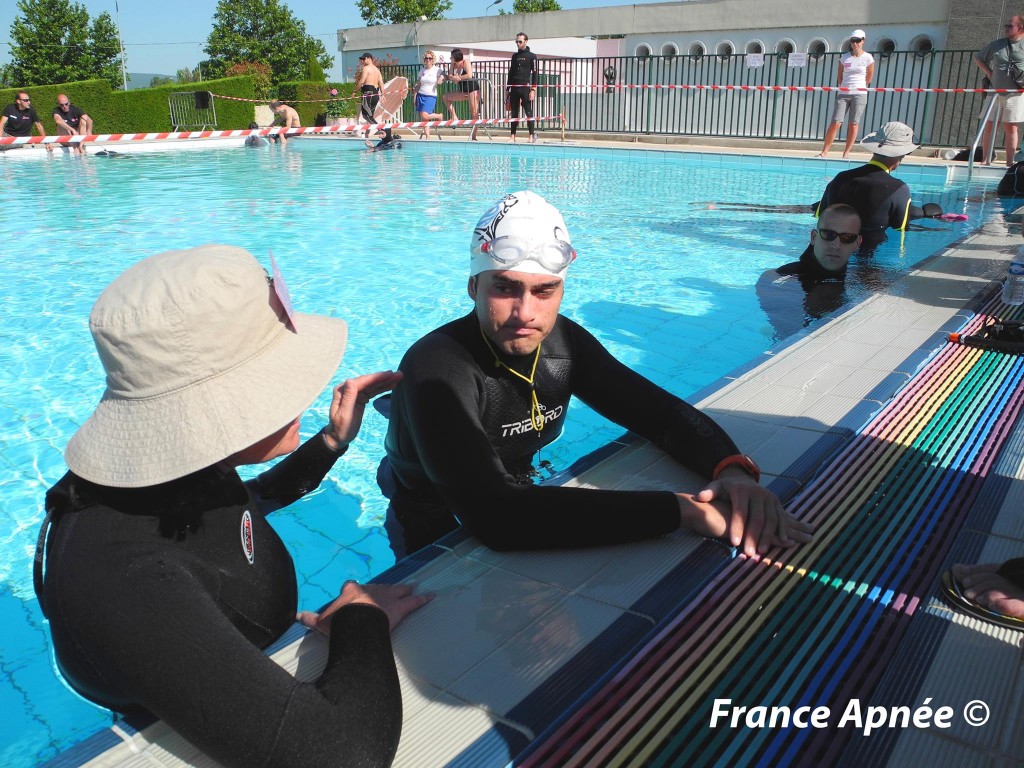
[380,49,987,147]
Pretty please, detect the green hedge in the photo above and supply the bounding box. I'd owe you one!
[277,80,359,125]
[1,76,258,134]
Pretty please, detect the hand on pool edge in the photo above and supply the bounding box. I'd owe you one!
[298,581,434,635]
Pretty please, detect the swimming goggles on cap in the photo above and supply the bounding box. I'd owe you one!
[476,236,577,272]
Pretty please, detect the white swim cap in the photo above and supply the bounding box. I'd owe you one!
[469,191,575,278]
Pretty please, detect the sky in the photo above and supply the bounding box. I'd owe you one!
[0,0,665,82]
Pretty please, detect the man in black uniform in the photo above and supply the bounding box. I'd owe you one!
[0,91,52,152]
[506,32,538,142]
[52,93,94,155]
[816,121,922,254]
[380,191,813,558]
[757,204,862,340]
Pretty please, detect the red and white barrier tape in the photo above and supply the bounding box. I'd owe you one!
[207,84,1020,103]
[0,115,564,146]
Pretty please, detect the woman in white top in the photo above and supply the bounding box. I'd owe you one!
[413,50,445,139]
[818,30,875,158]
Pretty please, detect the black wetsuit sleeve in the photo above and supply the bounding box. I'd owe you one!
[567,323,740,477]
[888,185,912,230]
[247,433,347,514]
[530,53,539,87]
[80,569,400,768]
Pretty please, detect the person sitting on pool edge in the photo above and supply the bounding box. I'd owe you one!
[35,245,430,768]
[377,191,814,558]
[756,204,863,341]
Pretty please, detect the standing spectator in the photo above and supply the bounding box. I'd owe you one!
[506,32,538,143]
[0,91,52,152]
[354,52,394,147]
[52,94,94,155]
[413,50,445,140]
[975,16,1024,166]
[268,100,301,146]
[443,49,481,141]
[817,30,875,158]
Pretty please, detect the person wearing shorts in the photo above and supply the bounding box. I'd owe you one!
[443,49,481,141]
[975,16,1024,166]
[817,30,874,159]
[355,52,394,146]
[413,50,444,140]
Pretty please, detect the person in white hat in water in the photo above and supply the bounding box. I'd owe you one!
[34,245,430,767]
[817,29,875,158]
[815,121,942,255]
[378,191,814,558]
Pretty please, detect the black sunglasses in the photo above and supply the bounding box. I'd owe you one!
[850,37,864,43]
[818,228,859,244]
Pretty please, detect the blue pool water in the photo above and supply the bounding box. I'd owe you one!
[0,140,992,764]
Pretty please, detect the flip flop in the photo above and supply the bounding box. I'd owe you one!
[939,569,1024,631]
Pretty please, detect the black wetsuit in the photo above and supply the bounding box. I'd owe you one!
[506,47,538,137]
[36,435,401,768]
[382,312,740,555]
[817,161,915,252]
[756,244,848,340]
[1,102,39,136]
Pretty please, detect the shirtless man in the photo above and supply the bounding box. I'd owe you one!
[354,52,393,147]
[268,100,300,145]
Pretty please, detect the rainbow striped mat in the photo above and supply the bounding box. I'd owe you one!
[515,294,1024,767]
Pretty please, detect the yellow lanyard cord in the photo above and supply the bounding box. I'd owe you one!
[479,326,545,432]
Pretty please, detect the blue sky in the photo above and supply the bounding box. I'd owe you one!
[0,0,663,81]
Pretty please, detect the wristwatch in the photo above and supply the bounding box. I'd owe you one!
[712,454,761,483]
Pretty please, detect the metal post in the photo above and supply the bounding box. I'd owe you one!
[115,0,128,91]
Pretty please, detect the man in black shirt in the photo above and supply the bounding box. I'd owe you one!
[0,91,51,152]
[380,191,813,558]
[53,94,94,155]
[506,32,538,142]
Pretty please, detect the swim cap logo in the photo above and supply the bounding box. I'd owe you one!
[240,510,255,565]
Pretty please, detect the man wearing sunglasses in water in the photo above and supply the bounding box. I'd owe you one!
[815,121,946,255]
[757,204,864,340]
[378,191,813,560]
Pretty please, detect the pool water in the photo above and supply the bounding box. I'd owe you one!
[0,140,989,764]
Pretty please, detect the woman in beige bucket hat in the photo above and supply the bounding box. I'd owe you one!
[33,245,429,767]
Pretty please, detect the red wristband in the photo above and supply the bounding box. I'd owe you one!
[712,454,761,483]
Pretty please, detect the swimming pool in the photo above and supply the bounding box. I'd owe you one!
[0,140,992,764]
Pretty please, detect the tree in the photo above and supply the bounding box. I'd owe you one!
[150,75,174,87]
[505,0,561,12]
[7,0,124,88]
[177,67,202,84]
[202,0,333,85]
[304,53,325,82]
[356,0,452,28]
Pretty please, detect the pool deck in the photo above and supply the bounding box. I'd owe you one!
[42,141,1024,768]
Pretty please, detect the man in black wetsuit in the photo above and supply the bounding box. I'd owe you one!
[816,121,922,254]
[380,191,813,558]
[506,32,538,143]
[0,91,52,152]
[757,204,862,340]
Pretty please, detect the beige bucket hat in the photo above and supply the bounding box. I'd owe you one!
[65,244,348,488]
[860,121,921,157]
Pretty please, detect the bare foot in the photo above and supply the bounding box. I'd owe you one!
[814,152,828,158]
[951,562,1024,620]
[509,136,517,143]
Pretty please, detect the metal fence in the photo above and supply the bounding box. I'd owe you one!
[384,49,986,147]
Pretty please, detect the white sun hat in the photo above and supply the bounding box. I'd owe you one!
[65,244,348,487]
[469,191,576,279]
